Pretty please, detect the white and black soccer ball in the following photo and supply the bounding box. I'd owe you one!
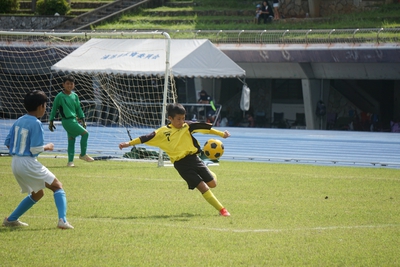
[203,139,224,160]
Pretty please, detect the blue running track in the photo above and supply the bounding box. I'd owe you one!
[1,120,400,169]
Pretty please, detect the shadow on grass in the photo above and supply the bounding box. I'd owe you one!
[0,226,57,232]
[89,212,201,221]
[0,227,26,232]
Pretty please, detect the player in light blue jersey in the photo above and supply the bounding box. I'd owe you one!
[3,90,74,229]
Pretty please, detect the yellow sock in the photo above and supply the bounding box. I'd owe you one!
[202,190,223,211]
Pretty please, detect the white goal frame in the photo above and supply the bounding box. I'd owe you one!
[0,31,173,167]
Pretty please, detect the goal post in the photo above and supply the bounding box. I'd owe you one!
[0,31,175,166]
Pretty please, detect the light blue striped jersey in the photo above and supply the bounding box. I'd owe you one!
[4,114,44,157]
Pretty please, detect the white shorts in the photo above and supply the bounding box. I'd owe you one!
[11,156,56,194]
[273,3,279,8]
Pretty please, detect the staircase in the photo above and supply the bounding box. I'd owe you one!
[55,0,163,30]
[115,0,254,29]
[332,80,380,114]
[362,0,388,9]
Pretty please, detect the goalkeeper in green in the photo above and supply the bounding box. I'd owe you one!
[49,75,94,167]
[119,103,231,217]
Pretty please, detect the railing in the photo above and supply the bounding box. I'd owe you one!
[181,103,222,126]
[175,28,400,44]
[0,28,399,44]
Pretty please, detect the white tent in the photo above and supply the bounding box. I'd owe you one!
[51,38,245,78]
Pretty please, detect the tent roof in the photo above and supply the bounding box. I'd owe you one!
[51,38,245,78]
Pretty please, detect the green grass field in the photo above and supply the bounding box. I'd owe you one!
[1,157,399,266]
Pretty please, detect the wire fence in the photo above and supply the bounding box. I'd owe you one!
[172,28,400,44]
[0,28,399,44]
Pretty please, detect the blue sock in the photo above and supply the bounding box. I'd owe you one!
[54,189,67,223]
[8,195,36,221]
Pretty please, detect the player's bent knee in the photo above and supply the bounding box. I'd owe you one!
[209,170,217,181]
[47,178,63,191]
[207,180,217,188]
[31,190,44,202]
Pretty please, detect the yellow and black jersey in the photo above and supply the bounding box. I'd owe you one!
[128,121,225,163]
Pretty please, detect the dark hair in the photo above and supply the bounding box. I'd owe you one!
[24,90,47,112]
[167,103,186,118]
[63,74,75,83]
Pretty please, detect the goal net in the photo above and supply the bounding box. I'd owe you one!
[0,31,176,164]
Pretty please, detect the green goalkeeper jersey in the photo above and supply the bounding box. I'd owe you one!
[129,122,225,163]
[49,91,85,121]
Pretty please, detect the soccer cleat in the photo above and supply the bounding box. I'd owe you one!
[67,162,75,167]
[2,217,29,227]
[79,154,94,162]
[219,208,231,217]
[57,219,74,230]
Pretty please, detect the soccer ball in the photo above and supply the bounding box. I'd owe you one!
[203,139,224,160]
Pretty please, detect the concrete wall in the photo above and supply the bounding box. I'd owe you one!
[0,15,67,30]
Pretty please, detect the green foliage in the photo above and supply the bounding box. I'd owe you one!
[96,2,400,31]
[376,2,400,12]
[1,157,400,266]
[36,0,70,15]
[123,146,169,160]
[0,0,19,13]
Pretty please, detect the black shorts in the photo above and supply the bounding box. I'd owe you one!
[174,154,214,190]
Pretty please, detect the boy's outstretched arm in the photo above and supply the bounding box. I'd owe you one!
[119,142,130,150]
[207,128,230,139]
[222,130,230,138]
[119,131,158,150]
[119,136,142,150]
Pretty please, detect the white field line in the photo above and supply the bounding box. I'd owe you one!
[18,215,400,233]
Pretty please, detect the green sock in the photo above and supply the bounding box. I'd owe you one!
[67,137,75,162]
[80,132,89,156]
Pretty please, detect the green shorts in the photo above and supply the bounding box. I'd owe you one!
[61,118,86,138]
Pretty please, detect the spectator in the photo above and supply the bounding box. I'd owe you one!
[246,113,255,127]
[391,118,400,132]
[216,112,228,127]
[258,1,272,24]
[219,116,228,127]
[273,0,280,20]
[254,4,261,24]
[198,90,217,123]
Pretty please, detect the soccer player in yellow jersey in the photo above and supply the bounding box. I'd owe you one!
[119,103,231,216]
